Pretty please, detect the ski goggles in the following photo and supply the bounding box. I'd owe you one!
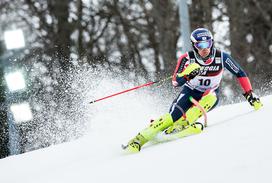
[194,39,213,50]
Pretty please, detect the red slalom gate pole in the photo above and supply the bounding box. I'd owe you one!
[189,96,208,127]
[89,76,172,104]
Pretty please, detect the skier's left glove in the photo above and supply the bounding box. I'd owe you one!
[243,91,263,110]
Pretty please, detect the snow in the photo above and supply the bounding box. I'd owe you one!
[0,94,271,183]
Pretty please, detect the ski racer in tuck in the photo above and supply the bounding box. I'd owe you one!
[124,28,263,153]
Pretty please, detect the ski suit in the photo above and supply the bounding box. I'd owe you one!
[170,48,252,122]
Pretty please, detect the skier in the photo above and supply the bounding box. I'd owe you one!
[123,28,263,153]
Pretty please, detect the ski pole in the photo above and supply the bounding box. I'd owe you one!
[89,76,172,104]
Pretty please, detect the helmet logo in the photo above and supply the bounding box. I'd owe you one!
[202,37,207,40]
[197,32,210,38]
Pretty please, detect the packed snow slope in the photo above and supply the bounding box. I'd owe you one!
[0,95,271,183]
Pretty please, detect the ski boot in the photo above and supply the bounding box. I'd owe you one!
[162,122,204,141]
[165,91,217,135]
[122,133,148,153]
[123,113,174,153]
[165,116,188,134]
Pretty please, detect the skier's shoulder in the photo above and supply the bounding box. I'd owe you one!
[178,51,192,60]
[218,49,232,61]
[218,49,244,74]
[177,51,193,64]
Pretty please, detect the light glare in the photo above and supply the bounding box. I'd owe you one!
[4,29,25,50]
[10,102,33,123]
[5,71,26,92]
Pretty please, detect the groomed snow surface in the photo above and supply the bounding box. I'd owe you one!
[0,95,271,183]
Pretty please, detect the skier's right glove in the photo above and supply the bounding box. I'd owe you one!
[187,68,200,80]
[243,91,263,110]
[177,63,201,80]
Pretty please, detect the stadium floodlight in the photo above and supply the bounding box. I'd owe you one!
[10,102,33,123]
[5,71,26,92]
[4,29,25,50]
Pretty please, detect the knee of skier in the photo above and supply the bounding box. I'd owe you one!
[202,90,219,112]
[209,97,219,111]
[170,106,185,122]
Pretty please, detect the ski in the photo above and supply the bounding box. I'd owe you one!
[121,144,128,150]
[153,122,203,142]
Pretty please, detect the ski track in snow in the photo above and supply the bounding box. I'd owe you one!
[0,95,271,183]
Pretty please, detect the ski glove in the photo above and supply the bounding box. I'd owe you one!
[177,63,201,80]
[243,91,263,110]
[187,68,200,80]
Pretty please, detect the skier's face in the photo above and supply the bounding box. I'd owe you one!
[193,39,213,58]
[198,48,211,58]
